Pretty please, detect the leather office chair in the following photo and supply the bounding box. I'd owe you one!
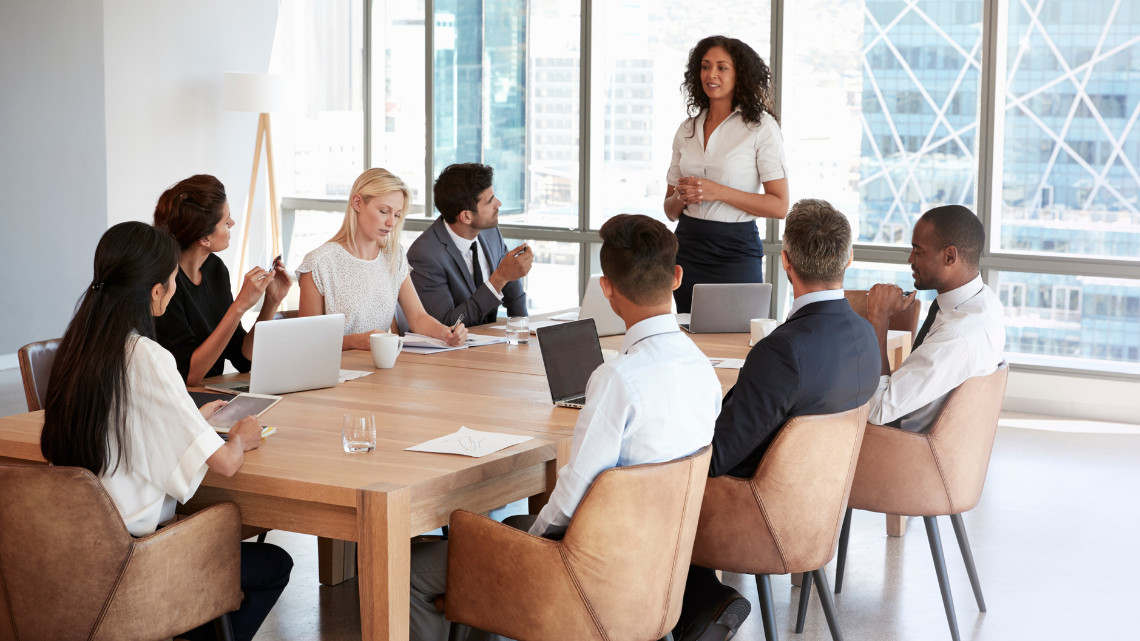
[844,289,921,340]
[690,405,871,641]
[17,338,60,412]
[0,464,242,641]
[804,363,1009,641]
[441,446,712,641]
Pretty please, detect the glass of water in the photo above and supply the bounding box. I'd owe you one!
[342,413,376,453]
[506,316,529,345]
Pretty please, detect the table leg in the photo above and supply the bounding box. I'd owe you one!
[886,514,907,537]
[318,537,357,585]
[358,485,411,641]
[528,438,572,514]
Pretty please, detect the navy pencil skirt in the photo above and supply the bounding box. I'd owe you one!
[673,214,765,314]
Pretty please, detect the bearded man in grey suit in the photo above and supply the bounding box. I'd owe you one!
[407,163,532,326]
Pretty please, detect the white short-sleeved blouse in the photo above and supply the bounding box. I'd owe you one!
[667,108,787,223]
[297,241,411,336]
[101,335,226,537]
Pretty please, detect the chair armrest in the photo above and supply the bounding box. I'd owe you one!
[849,423,951,516]
[95,502,242,640]
[444,510,602,641]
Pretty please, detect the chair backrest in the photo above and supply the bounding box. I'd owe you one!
[17,338,60,412]
[0,464,135,639]
[559,445,712,641]
[850,363,1009,516]
[845,289,921,340]
[691,404,871,575]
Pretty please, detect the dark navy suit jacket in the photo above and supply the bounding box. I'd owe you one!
[406,217,528,326]
[710,298,881,478]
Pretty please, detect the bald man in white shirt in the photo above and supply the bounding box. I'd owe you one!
[866,205,1005,432]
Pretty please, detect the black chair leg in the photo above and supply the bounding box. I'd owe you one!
[835,507,853,594]
[794,570,813,633]
[812,568,845,641]
[949,513,987,612]
[213,612,235,641]
[755,573,779,641]
[256,532,267,544]
[924,516,961,641]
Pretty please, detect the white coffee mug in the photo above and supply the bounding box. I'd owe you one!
[750,318,778,346]
[370,333,405,368]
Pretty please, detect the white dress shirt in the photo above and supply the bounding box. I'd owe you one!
[443,221,503,300]
[666,108,787,223]
[529,314,722,537]
[868,275,1006,432]
[101,336,226,536]
[787,288,845,319]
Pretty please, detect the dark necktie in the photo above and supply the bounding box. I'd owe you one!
[470,240,484,290]
[912,299,940,349]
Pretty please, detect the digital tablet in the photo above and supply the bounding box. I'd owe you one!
[205,393,282,433]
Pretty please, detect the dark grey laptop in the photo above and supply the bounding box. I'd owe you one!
[678,283,773,333]
[536,318,605,409]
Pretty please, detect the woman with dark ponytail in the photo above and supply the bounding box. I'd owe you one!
[41,222,291,641]
[664,35,790,313]
[153,174,292,386]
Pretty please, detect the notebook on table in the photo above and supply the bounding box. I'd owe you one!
[536,318,605,409]
[206,314,345,395]
[677,283,772,334]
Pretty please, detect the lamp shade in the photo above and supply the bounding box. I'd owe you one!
[223,72,290,113]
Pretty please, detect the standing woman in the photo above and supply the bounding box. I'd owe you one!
[298,168,467,350]
[41,222,291,641]
[154,174,292,386]
[665,35,789,313]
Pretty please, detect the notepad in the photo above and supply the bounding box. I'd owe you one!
[405,426,532,457]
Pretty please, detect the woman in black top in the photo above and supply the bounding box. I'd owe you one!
[154,175,292,385]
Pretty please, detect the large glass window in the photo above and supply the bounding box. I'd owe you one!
[996,0,1140,260]
[589,4,771,229]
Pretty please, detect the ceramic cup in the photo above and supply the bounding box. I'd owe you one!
[750,318,778,346]
[370,333,405,368]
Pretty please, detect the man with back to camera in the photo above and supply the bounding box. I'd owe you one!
[407,214,723,641]
[865,204,1005,432]
[674,199,881,641]
[407,163,531,327]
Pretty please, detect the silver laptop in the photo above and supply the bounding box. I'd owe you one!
[206,314,345,395]
[536,318,605,409]
[577,274,626,337]
[677,283,772,333]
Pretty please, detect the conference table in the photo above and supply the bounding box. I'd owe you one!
[0,319,909,641]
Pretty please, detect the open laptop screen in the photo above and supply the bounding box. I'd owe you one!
[536,318,605,403]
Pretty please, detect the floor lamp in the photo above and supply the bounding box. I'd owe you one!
[223,72,290,284]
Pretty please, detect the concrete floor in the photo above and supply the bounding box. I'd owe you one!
[3,367,1138,640]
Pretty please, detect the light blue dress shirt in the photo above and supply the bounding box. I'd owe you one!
[529,313,722,537]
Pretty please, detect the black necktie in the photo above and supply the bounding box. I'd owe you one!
[470,240,484,290]
[912,299,940,349]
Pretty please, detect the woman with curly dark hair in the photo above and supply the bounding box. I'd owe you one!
[665,35,789,313]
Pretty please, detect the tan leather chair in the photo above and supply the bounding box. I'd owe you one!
[690,404,871,641]
[825,363,1009,641]
[17,338,60,412]
[441,446,712,641]
[0,464,242,641]
[844,288,921,340]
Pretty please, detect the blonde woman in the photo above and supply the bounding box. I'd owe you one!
[298,168,468,350]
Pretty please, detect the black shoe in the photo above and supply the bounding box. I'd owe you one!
[675,589,752,641]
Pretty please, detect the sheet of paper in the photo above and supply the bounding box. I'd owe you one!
[709,358,746,369]
[549,311,579,321]
[401,332,469,354]
[466,333,507,347]
[339,369,372,383]
[488,319,568,334]
[405,426,533,458]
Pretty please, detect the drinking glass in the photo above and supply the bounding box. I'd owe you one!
[506,316,530,345]
[342,413,376,453]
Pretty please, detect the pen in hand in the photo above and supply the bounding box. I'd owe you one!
[450,313,465,333]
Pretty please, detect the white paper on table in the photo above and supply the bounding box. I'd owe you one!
[488,319,567,334]
[549,311,579,321]
[405,426,533,458]
[339,369,373,383]
[465,333,507,347]
[401,332,469,354]
[709,358,746,369]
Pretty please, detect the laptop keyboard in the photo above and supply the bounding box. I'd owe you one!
[229,384,251,394]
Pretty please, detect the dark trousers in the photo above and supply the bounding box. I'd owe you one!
[182,542,293,641]
[675,564,730,633]
[674,215,765,314]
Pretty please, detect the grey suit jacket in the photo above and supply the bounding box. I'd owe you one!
[406,217,527,326]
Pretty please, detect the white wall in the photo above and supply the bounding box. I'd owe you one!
[103,0,281,274]
[0,0,109,355]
